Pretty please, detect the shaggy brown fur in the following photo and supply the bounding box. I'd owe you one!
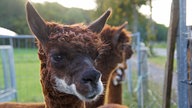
[38,23,105,108]
[25,1,111,108]
[0,102,45,108]
[86,23,133,107]
[107,68,125,104]
[98,103,128,108]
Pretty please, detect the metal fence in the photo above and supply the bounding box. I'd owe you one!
[0,35,43,102]
[125,33,178,108]
[0,45,17,102]
[177,0,192,108]
[0,35,36,48]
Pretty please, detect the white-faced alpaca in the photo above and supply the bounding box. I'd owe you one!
[25,1,110,108]
[0,2,130,108]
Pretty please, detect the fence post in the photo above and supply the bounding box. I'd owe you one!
[177,0,188,107]
[127,59,133,95]
[136,33,143,108]
[162,0,179,107]
[1,49,9,89]
[187,0,192,106]
[9,38,13,47]
[140,43,148,108]
[8,46,17,101]
[188,27,192,108]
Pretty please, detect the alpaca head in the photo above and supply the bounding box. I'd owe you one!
[26,2,111,101]
[101,22,133,63]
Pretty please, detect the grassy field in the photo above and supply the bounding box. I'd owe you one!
[153,42,167,48]
[0,48,43,102]
[148,55,177,71]
[14,48,43,102]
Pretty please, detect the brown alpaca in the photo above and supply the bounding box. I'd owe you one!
[86,23,133,108]
[25,1,110,108]
[0,102,45,108]
[106,25,132,104]
[107,67,125,104]
[0,2,130,108]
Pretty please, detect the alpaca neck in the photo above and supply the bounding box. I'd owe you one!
[86,52,120,108]
[105,71,122,104]
[98,51,120,83]
[44,93,85,108]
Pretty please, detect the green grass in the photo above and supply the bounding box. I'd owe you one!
[14,48,43,102]
[148,56,177,71]
[0,48,43,102]
[0,58,4,89]
[122,69,138,108]
[153,42,167,48]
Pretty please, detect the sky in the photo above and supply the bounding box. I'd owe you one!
[186,0,192,26]
[139,0,172,27]
[31,0,172,27]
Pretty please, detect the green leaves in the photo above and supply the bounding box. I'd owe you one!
[0,0,92,34]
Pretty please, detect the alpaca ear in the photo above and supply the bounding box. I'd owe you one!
[26,1,48,47]
[112,21,128,46]
[88,9,112,33]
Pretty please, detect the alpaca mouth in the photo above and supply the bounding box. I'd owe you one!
[82,90,100,101]
[86,93,97,99]
[75,79,104,101]
[54,76,103,101]
[84,81,104,101]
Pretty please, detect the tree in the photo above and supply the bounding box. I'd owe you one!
[0,0,92,34]
[0,0,28,34]
[94,0,168,44]
[95,0,147,30]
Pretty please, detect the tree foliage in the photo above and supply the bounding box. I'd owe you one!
[95,0,168,42]
[95,0,147,26]
[0,0,92,34]
[0,0,168,42]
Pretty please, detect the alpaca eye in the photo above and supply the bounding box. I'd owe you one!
[52,55,64,62]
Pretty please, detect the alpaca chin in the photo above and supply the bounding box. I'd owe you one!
[54,76,104,102]
[54,76,75,95]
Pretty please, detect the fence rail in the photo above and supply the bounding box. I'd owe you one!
[0,35,36,48]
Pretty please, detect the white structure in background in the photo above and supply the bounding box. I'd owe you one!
[0,27,17,36]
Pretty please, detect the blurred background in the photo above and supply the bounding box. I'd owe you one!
[0,0,169,42]
[0,0,179,108]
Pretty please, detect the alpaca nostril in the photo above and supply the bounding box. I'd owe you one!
[82,77,93,84]
[82,70,101,84]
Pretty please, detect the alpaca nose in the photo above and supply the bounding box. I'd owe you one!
[82,70,101,84]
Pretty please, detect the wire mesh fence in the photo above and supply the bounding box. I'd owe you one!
[124,33,178,108]
[0,35,43,102]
